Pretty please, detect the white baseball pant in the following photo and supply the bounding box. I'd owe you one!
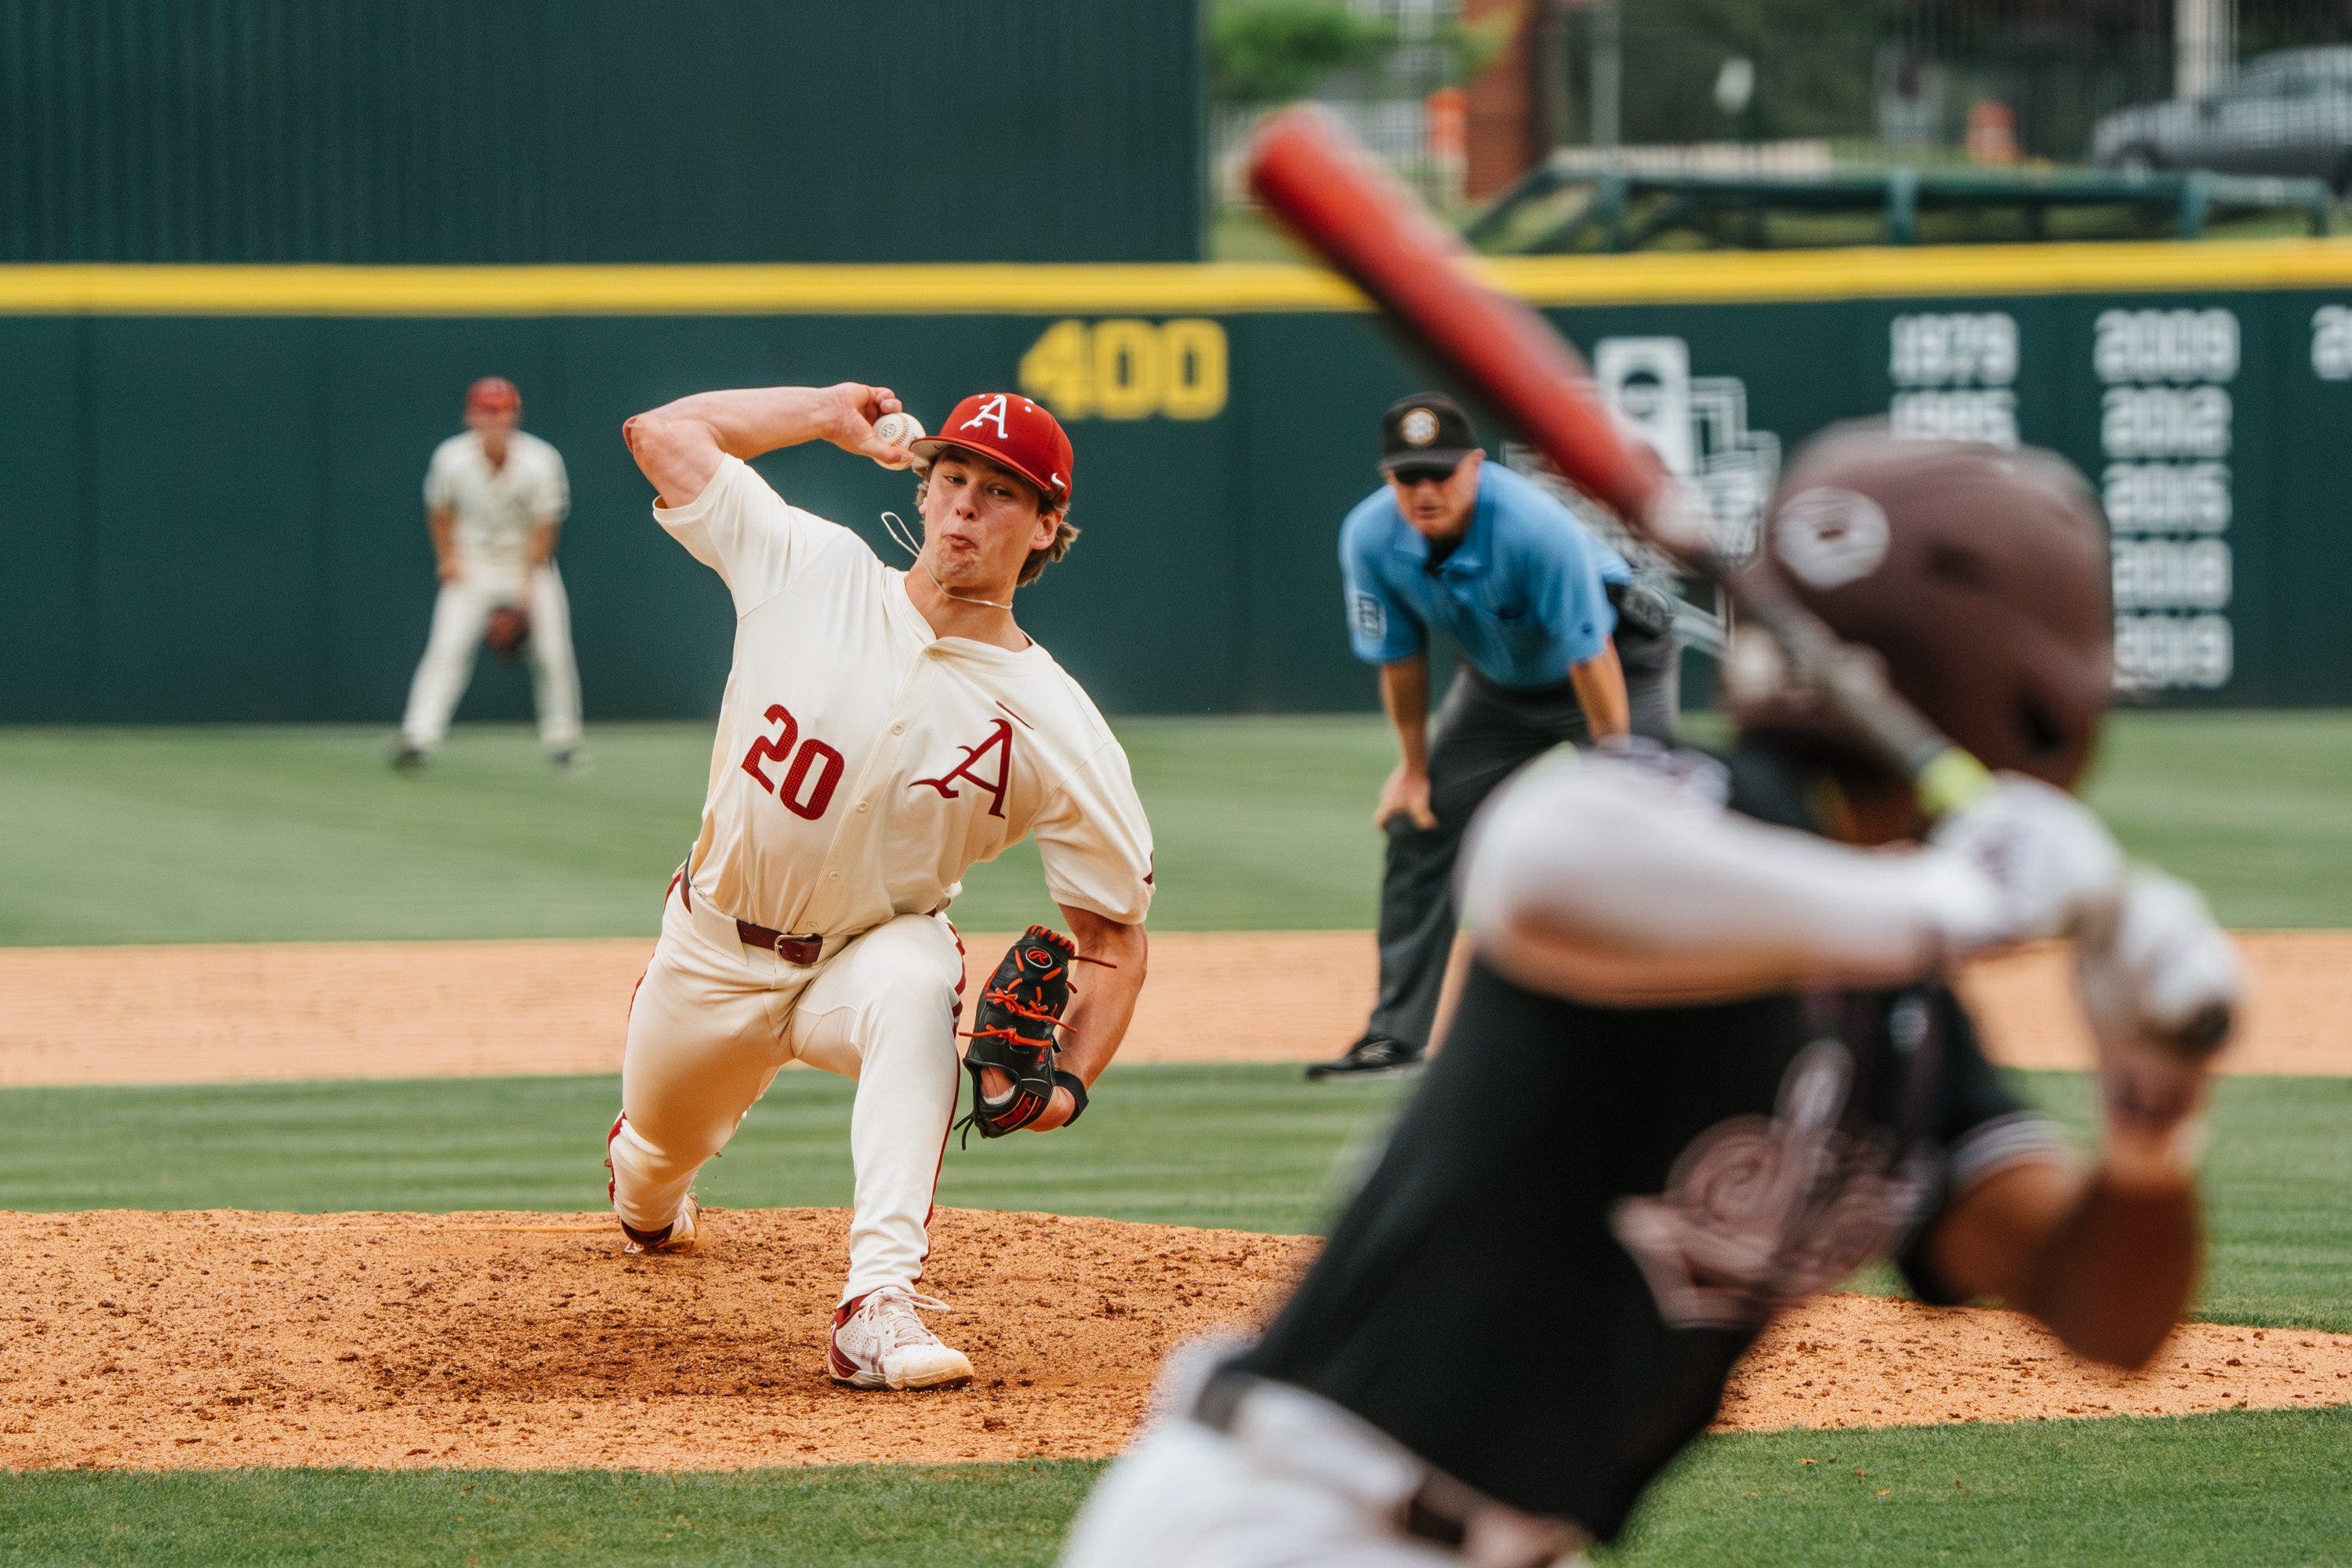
[609,882,965,1303]
[1060,1344,1587,1568]
[399,563,582,753]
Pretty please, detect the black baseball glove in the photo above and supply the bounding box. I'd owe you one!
[957,924,1091,1142]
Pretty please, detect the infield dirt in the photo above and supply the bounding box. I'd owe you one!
[3,1208,2347,1472]
[2,931,2347,1087]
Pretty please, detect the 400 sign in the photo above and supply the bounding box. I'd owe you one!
[1018,318,1228,421]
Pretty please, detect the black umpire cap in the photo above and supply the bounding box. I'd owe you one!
[1380,393,1479,478]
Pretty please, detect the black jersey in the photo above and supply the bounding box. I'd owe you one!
[1236,743,2062,1541]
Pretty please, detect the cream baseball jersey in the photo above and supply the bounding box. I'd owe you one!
[657,455,1155,940]
[425,430,571,577]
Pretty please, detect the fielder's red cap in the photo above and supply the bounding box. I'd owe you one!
[910,392,1074,507]
[466,376,521,416]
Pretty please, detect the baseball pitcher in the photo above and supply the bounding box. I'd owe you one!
[1062,429,2241,1566]
[611,382,1152,1391]
[394,376,584,771]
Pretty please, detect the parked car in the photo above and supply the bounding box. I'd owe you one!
[2092,47,2352,190]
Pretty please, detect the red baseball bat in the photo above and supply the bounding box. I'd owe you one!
[1244,105,1973,802]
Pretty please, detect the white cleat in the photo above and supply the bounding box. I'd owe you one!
[621,1195,699,1256]
[828,1287,975,1390]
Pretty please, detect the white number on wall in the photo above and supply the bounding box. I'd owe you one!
[2094,308,2241,384]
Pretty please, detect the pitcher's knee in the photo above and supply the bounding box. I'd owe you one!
[866,971,962,1055]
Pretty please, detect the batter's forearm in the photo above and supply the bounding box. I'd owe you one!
[427,508,456,569]
[2024,1171,2201,1370]
[1053,911,1149,1085]
[1932,1156,2201,1372]
[1460,755,1998,1004]
[1379,656,1432,772]
[1566,644,1631,739]
[528,520,558,567]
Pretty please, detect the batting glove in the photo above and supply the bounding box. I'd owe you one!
[1927,774,2127,954]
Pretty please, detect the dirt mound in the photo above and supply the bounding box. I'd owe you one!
[2,1209,2346,1472]
[0,1208,1307,1471]
[1728,1293,2352,1430]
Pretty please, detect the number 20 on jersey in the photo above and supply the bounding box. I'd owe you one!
[741,704,844,820]
[1018,318,1228,421]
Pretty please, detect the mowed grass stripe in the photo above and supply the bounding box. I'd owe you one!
[0,1460,1098,1568]
[1604,1406,2352,1567]
[0,717,1401,943]
[0,1065,1407,1238]
[0,1066,2344,1332]
[0,1409,2344,1566]
[5,712,2352,944]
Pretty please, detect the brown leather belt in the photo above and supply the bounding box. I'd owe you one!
[738,920,822,965]
[673,872,823,965]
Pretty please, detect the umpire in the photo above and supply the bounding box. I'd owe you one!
[1312,393,1678,1080]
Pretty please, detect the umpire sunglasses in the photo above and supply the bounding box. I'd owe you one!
[1385,458,1463,485]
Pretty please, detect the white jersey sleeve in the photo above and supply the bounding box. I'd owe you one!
[653,454,844,617]
[1458,750,2001,1006]
[423,437,459,512]
[1031,739,1156,926]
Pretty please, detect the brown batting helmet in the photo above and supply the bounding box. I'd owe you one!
[1733,423,2113,791]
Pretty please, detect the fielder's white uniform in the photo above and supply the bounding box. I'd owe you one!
[400,428,583,754]
[609,455,1154,1304]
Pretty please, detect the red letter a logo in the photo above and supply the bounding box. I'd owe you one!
[909,719,1015,818]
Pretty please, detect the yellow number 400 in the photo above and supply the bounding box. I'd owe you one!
[1018,318,1228,421]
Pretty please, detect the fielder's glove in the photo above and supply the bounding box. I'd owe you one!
[957,925,1089,1142]
[486,604,532,661]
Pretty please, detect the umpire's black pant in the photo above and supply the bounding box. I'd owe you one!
[1364,622,1678,1054]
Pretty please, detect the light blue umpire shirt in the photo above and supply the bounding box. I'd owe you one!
[1340,461,1633,690]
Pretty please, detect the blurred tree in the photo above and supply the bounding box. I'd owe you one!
[1208,0,1398,104]
[1208,0,1521,105]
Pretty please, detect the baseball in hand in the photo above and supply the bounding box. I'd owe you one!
[872,412,925,469]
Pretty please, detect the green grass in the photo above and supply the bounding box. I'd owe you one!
[1605,1406,2352,1566]
[0,1064,1406,1237]
[0,718,1399,943]
[2,1066,2343,1331]
[2082,711,2352,930]
[0,1461,1099,1567]
[0,1409,2345,1566]
[3,711,2349,943]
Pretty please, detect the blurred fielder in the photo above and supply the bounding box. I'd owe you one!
[610,382,1152,1391]
[1062,429,2241,1566]
[394,376,583,771]
[1313,392,1679,1081]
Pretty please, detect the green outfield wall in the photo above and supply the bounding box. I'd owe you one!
[0,0,1202,266]
[3,241,2350,721]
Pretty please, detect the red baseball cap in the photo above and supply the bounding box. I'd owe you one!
[466,376,521,416]
[910,392,1074,507]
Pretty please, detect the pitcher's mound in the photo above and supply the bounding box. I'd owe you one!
[2,1208,2345,1471]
